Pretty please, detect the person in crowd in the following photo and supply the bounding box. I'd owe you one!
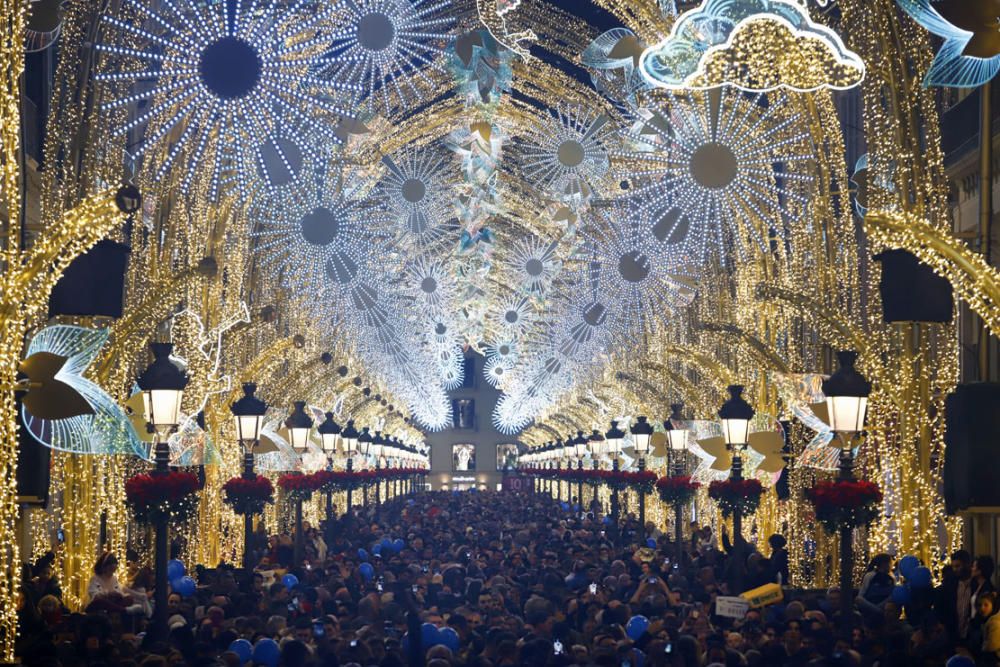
[857,553,895,617]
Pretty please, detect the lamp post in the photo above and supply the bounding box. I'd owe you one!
[823,351,871,626]
[719,386,754,544]
[665,403,689,567]
[588,430,604,515]
[317,412,341,543]
[230,383,267,571]
[342,420,359,515]
[358,427,372,506]
[631,416,653,544]
[573,431,587,510]
[605,421,625,537]
[285,402,313,567]
[372,432,385,508]
[554,439,564,501]
[137,342,188,642]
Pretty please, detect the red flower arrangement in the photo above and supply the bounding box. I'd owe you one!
[222,475,274,516]
[277,473,322,501]
[805,479,882,533]
[125,471,202,524]
[656,476,701,505]
[708,478,765,517]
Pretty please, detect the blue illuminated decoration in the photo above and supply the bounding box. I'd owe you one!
[96,0,357,200]
[897,0,1000,88]
[21,326,145,457]
[638,0,864,92]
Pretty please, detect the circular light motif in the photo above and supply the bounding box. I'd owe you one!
[503,237,561,294]
[376,146,459,250]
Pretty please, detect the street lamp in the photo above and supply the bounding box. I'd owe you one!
[553,438,564,501]
[358,427,372,505]
[605,420,626,533]
[719,385,754,543]
[822,350,871,625]
[631,416,654,543]
[136,342,188,643]
[572,431,587,509]
[664,402,688,566]
[372,431,386,507]
[317,413,341,540]
[230,383,267,570]
[341,420,359,514]
[587,430,605,515]
[284,402,313,566]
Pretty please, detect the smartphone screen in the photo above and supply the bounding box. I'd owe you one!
[589,583,597,594]
[313,622,325,638]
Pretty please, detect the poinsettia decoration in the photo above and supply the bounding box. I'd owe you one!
[278,473,322,502]
[805,479,882,533]
[222,475,274,516]
[656,475,701,505]
[708,478,764,517]
[125,471,202,524]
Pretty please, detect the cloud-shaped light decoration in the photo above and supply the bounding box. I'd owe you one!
[897,0,1000,88]
[21,326,145,456]
[638,0,864,92]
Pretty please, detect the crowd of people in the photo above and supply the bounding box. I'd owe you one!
[15,490,1000,666]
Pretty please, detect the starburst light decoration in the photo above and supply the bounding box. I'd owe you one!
[517,105,614,207]
[96,0,357,200]
[320,0,456,114]
[503,236,561,294]
[376,145,460,250]
[618,89,813,263]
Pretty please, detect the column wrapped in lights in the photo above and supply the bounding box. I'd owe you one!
[229,383,267,570]
[631,416,654,543]
[284,402,313,566]
[136,342,188,642]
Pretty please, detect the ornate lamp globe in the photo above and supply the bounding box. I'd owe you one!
[341,420,360,456]
[553,438,565,461]
[588,429,605,456]
[822,351,871,437]
[605,420,625,457]
[372,431,386,460]
[317,412,342,454]
[719,385,754,447]
[230,382,267,445]
[665,403,689,452]
[284,401,314,453]
[137,342,189,432]
[631,416,654,455]
[573,431,588,458]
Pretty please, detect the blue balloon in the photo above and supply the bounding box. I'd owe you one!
[646,537,656,548]
[439,626,460,651]
[898,555,919,578]
[421,622,440,647]
[228,639,253,663]
[359,562,374,581]
[407,498,415,505]
[910,566,933,589]
[357,548,369,561]
[281,573,299,590]
[890,585,911,605]
[626,615,650,641]
[381,537,392,548]
[252,638,280,667]
[167,559,185,581]
[602,516,612,525]
[393,538,405,552]
[372,543,383,555]
[172,575,196,598]
[560,502,569,511]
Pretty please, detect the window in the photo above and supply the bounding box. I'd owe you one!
[452,398,475,429]
[496,443,519,471]
[452,443,476,471]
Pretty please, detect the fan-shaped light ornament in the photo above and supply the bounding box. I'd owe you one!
[770,371,838,470]
[619,88,813,264]
[96,0,357,200]
[377,147,460,250]
[483,355,511,388]
[518,105,613,207]
[320,0,456,114]
[21,326,145,457]
[897,0,1000,88]
[503,236,560,294]
[495,295,536,339]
